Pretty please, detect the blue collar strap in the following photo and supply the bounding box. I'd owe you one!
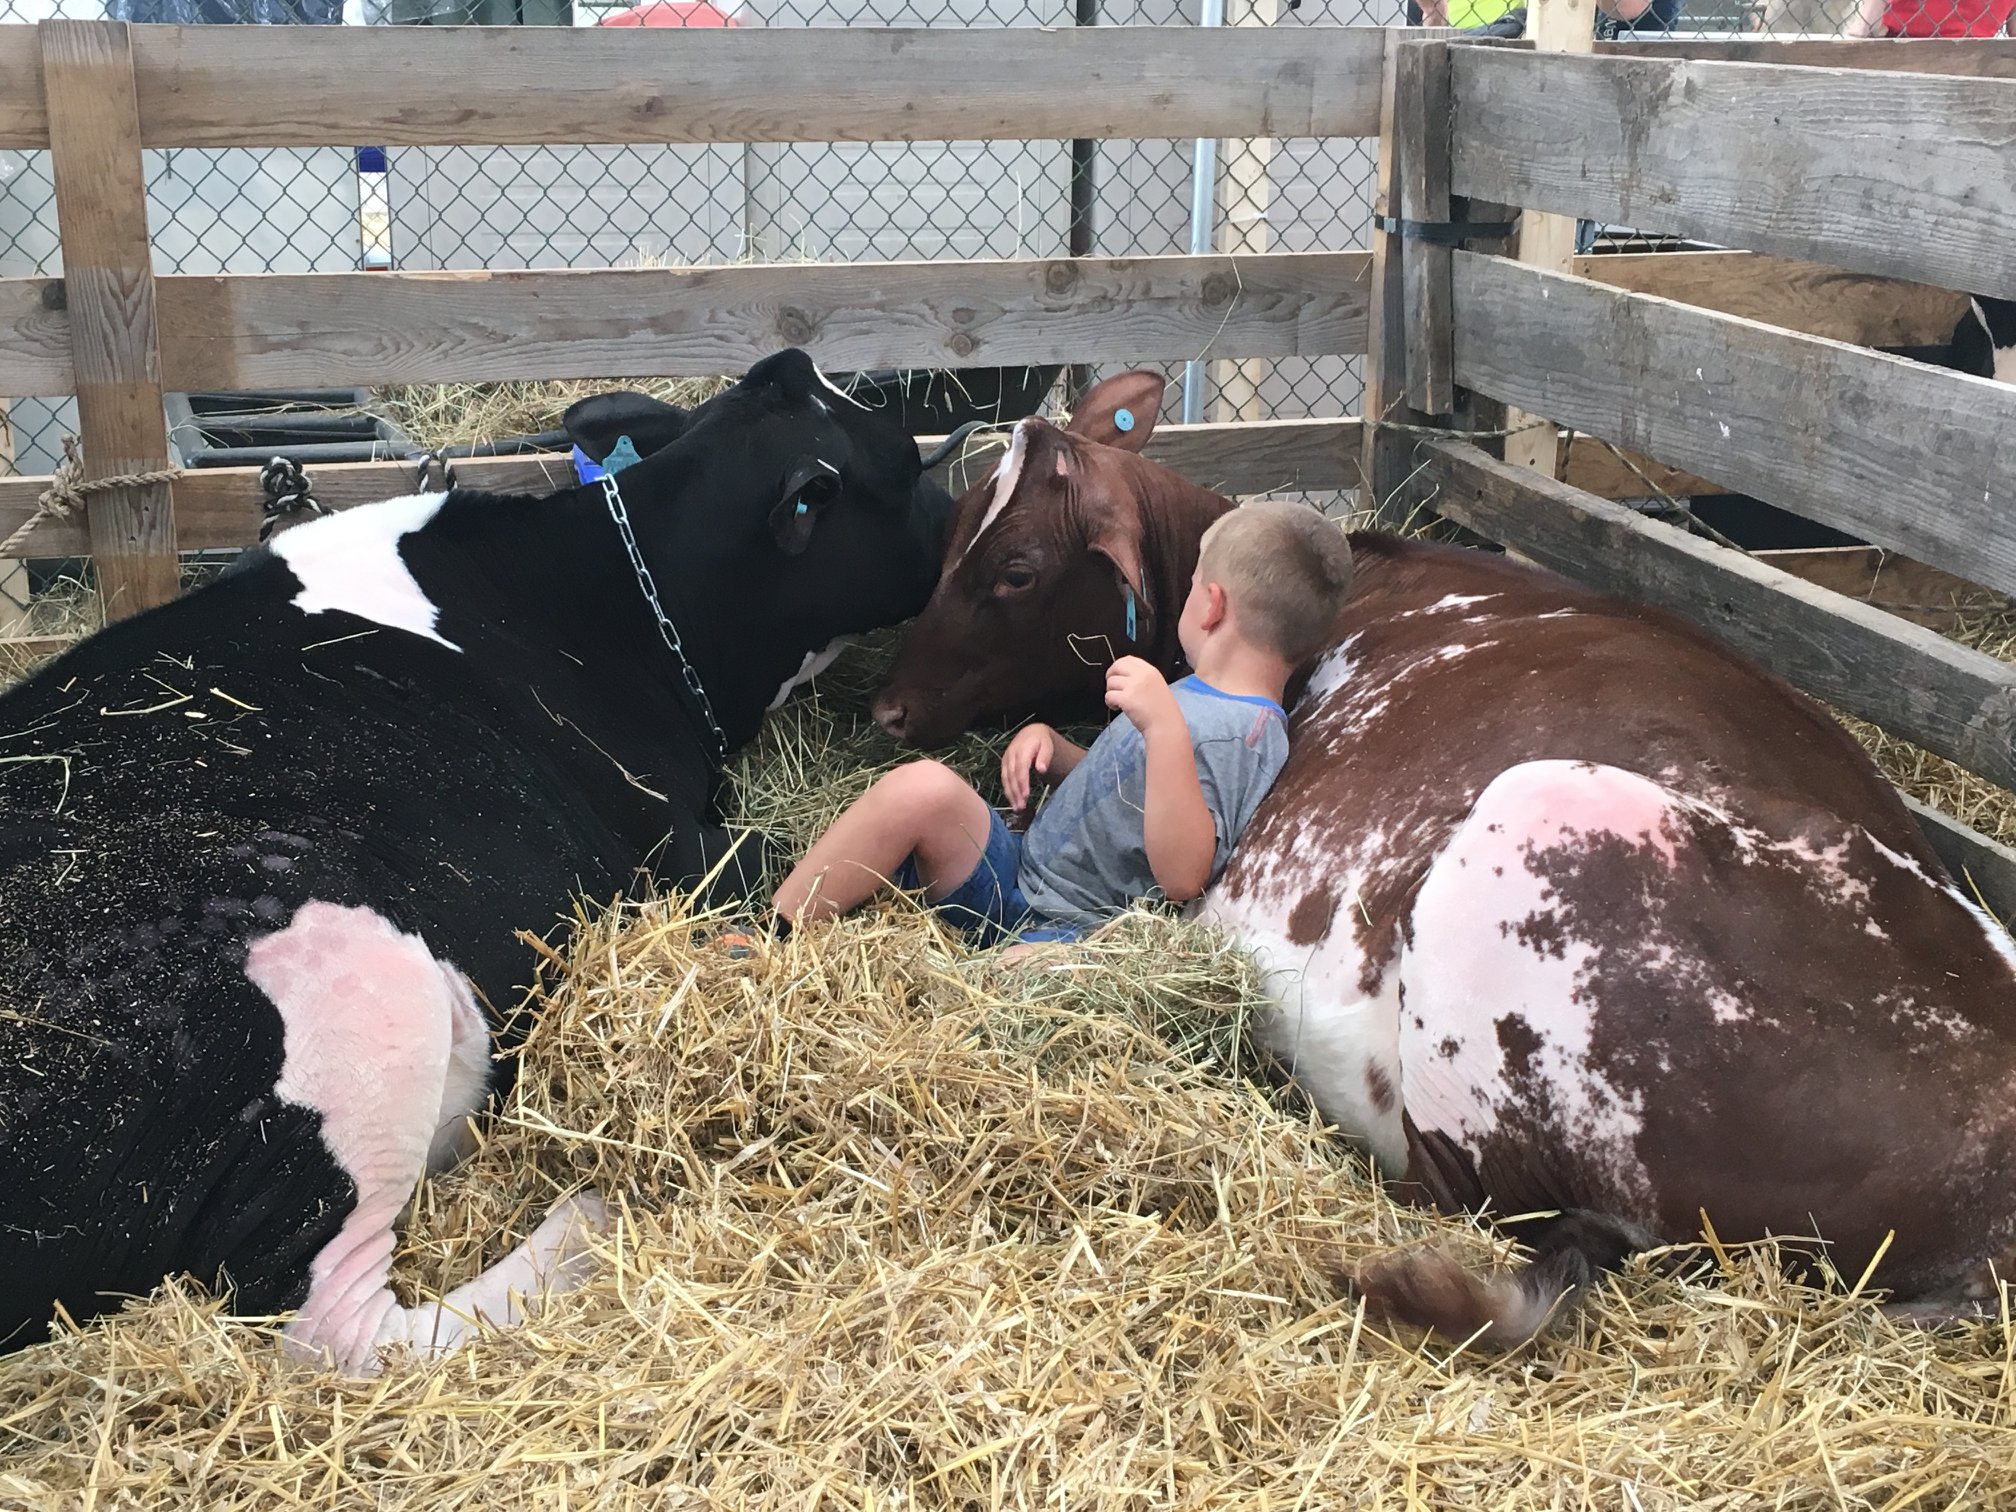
[1125,584,1138,643]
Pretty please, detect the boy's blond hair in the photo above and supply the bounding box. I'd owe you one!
[1197,501,1354,664]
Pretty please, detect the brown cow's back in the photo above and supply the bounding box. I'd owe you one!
[1208,532,2016,1310]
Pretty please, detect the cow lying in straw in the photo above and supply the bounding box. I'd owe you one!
[871,371,2016,1343]
[0,349,967,1370]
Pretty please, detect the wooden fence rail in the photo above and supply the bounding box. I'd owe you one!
[1420,440,2016,795]
[3,250,1963,405]
[0,22,1386,150]
[1449,47,2016,303]
[0,253,1374,398]
[1450,252,2016,597]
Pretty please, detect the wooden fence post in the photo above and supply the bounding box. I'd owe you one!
[40,19,179,622]
[1362,34,1439,530]
[1397,38,1455,419]
[1209,0,1278,426]
[1500,0,1595,478]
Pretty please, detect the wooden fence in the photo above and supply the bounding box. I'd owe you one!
[2,21,2013,903]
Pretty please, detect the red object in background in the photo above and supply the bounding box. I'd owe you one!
[1878,0,2014,31]
[597,0,737,24]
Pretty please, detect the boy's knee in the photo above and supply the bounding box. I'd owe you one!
[880,760,971,813]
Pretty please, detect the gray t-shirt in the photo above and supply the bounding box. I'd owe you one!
[1017,676,1290,929]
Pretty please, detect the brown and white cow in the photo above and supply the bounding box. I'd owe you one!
[875,375,2016,1343]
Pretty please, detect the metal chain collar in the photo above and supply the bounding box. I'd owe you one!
[601,474,729,765]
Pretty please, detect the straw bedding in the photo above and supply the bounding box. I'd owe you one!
[3,632,2016,1509]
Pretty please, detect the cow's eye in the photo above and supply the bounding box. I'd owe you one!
[998,564,1037,593]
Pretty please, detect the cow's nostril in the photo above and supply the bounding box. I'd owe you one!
[873,699,909,738]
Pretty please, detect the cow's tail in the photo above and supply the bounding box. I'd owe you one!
[1344,1211,1654,1350]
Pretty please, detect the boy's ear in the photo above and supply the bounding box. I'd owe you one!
[1199,579,1228,632]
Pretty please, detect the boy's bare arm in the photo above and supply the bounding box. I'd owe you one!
[1105,658,1217,902]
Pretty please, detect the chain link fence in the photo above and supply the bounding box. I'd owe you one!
[0,0,1941,537]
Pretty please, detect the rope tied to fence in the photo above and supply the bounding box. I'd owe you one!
[258,456,329,542]
[0,436,184,560]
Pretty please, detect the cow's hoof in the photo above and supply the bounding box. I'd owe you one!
[531,1190,611,1297]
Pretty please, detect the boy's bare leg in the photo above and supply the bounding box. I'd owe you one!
[776,760,998,926]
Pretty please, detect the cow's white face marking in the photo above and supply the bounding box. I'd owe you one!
[271,492,458,650]
[768,636,852,711]
[957,420,1032,566]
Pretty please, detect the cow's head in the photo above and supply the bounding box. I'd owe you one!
[560,348,962,747]
[871,370,1234,747]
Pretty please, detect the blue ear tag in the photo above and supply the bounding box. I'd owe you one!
[795,500,808,517]
[1125,584,1138,643]
[604,434,642,477]
[1114,407,1135,434]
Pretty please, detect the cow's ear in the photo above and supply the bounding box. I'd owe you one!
[769,458,841,556]
[562,391,691,463]
[1087,515,1151,631]
[1066,370,1165,454]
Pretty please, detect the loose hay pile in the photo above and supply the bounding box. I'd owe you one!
[5,644,2016,1509]
[1838,609,2016,852]
[375,376,735,454]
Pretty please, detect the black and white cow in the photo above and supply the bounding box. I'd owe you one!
[0,349,956,1369]
[1947,296,2016,386]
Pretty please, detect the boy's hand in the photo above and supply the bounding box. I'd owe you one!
[1002,722,1059,812]
[1105,656,1181,738]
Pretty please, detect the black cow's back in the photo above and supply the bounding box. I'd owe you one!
[0,559,701,1345]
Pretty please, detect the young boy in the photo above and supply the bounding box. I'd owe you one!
[769,501,1354,948]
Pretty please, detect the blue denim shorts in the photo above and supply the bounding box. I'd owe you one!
[893,807,1086,948]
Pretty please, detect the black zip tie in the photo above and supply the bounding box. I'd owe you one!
[1373,214,1520,246]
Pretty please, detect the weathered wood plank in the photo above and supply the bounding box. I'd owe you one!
[1598,37,2016,78]
[0,276,70,397]
[1397,39,1455,418]
[1495,0,1594,484]
[1419,439,2016,793]
[13,251,1962,406]
[41,20,177,621]
[1902,795,2016,923]
[155,254,1373,391]
[1557,436,1717,500]
[1571,252,1968,349]
[1751,545,2009,632]
[0,27,42,150]
[1452,253,2016,598]
[0,417,1365,558]
[102,24,1386,149]
[1363,35,1431,526]
[1451,48,2016,303]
